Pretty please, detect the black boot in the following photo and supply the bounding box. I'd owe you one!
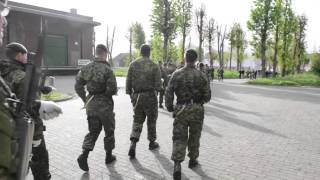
[149,141,159,150]
[77,150,89,171]
[173,161,181,180]
[105,150,116,164]
[159,104,164,108]
[128,141,136,158]
[188,159,199,168]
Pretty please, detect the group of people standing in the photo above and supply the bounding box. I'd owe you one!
[75,44,211,180]
[0,1,63,179]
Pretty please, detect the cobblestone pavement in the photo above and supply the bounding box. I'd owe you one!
[29,78,320,180]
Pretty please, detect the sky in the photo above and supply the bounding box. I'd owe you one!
[11,0,320,56]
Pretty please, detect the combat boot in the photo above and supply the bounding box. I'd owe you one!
[77,150,90,171]
[188,159,199,168]
[173,161,181,180]
[159,104,164,108]
[149,141,159,150]
[105,150,116,164]
[128,141,136,158]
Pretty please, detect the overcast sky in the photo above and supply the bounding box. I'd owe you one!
[11,0,320,56]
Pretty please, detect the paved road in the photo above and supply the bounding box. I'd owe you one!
[30,78,320,180]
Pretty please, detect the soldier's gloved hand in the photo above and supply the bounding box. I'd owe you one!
[39,101,62,120]
[167,105,174,112]
[41,86,56,95]
[32,139,42,147]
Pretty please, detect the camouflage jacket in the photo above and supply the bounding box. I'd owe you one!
[0,76,13,169]
[126,57,161,95]
[165,65,211,109]
[0,60,25,100]
[75,59,117,106]
[0,59,45,140]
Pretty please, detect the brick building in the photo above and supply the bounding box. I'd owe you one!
[1,1,100,73]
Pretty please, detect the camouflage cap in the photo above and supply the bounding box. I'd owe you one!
[6,42,28,54]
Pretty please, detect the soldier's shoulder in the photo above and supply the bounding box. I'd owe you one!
[80,62,94,71]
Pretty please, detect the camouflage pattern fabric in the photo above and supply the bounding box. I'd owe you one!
[75,59,117,151]
[130,91,158,141]
[126,57,161,142]
[0,59,51,180]
[0,76,13,179]
[165,65,211,162]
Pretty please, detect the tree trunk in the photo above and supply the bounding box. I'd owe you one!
[261,37,267,78]
[181,27,186,62]
[129,28,132,63]
[163,34,169,63]
[236,46,240,71]
[272,25,279,77]
[229,46,233,70]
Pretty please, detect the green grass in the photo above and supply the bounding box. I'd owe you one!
[113,67,128,77]
[214,70,239,79]
[248,73,320,87]
[41,91,73,102]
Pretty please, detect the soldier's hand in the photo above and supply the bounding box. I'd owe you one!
[39,100,63,120]
[32,139,42,147]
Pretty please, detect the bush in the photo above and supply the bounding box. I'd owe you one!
[248,72,320,87]
[311,53,320,75]
[113,67,128,77]
[214,70,239,79]
[41,91,72,102]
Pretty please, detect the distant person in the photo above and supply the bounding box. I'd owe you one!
[75,44,118,171]
[126,44,161,159]
[158,61,168,108]
[165,49,211,180]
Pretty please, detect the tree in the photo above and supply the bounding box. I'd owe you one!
[271,0,283,76]
[126,25,133,63]
[150,34,164,63]
[106,26,116,67]
[217,25,227,69]
[227,23,237,70]
[295,15,307,73]
[176,0,192,62]
[205,18,215,67]
[280,0,295,76]
[195,4,206,62]
[132,22,146,50]
[234,24,246,70]
[247,0,273,77]
[151,0,177,63]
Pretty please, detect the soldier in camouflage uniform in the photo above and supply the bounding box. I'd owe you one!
[165,49,211,180]
[75,44,117,171]
[0,78,13,180]
[0,1,13,179]
[0,42,52,180]
[126,44,161,158]
[158,61,168,108]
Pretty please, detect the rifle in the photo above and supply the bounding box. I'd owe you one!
[15,28,45,180]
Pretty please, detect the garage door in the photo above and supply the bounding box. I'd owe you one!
[44,35,68,67]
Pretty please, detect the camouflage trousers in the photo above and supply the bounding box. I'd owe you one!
[171,104,204,162]
[159,89,164,105]
[82,111,115,152]
[30,133,51,180]
[130,91,158,142]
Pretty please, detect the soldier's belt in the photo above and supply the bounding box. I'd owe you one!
[133,89,155,93]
